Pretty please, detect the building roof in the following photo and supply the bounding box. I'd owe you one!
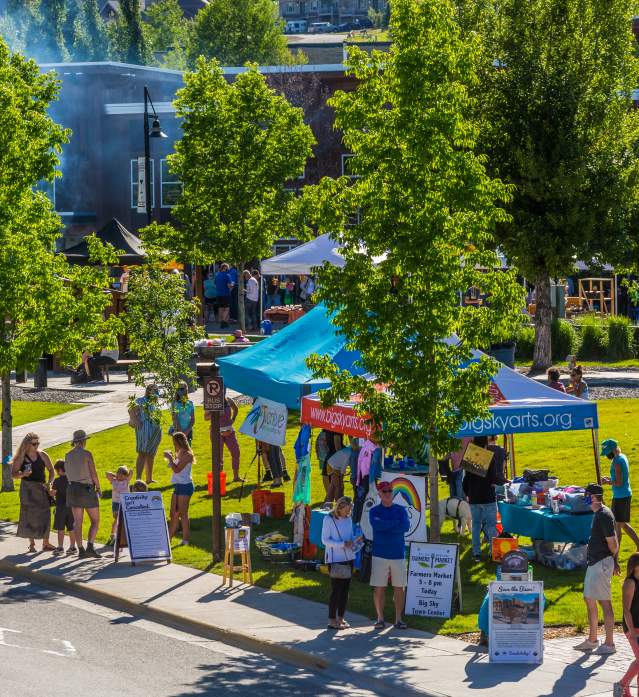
[64,218,146,264]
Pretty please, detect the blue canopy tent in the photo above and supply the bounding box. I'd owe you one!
[217,304,364,409]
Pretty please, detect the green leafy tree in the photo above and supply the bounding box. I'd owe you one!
[148,59,315,331]
[109,0,151,64]
[122,242,203,412]
[143,0,189,52]
[0,39,120,490]
[187,0,290,67]
[31,0,69,62]
[302,0,525,540]
[71,0,109,61]
[475,0,639,370]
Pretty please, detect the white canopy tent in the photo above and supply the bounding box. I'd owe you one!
[261,234,345,275]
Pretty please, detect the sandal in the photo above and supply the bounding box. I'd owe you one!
[327,622,340,630]
[374,620,386,629]
[339,620,351,629]
[394,620,408,629]
[27,543,36,553]
[42,543,56,552]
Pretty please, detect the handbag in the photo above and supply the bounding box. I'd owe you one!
[328,517,353,579]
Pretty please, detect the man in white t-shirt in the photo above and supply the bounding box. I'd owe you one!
[243,269,260,331]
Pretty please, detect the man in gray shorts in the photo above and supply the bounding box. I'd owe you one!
[574,483,619,654]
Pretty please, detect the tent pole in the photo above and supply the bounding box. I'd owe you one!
[259,273,263,330]
[507,433,516,479]
[592,428,602,485]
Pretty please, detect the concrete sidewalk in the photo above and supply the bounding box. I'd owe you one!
[0,522,623,697]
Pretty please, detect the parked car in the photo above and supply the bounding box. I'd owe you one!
[308,21,334,33]
[285,20,308,33]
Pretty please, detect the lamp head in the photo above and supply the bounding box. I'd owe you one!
[150,118,167,138]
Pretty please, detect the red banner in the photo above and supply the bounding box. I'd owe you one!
[300,396,376,439]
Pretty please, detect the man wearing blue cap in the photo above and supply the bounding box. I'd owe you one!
[601,438,639,551]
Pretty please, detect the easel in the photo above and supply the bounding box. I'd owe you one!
[222,527,253,587]
[113,511,129,564]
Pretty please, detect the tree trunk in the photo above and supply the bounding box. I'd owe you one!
[532,274,552,372]
[428,448,440,542]
[237,260,246,334]
[1,373,14,492]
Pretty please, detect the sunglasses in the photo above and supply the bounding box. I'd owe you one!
[29,441,40,446]
[380,488,393,494]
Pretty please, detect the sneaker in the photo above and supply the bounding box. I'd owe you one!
[86,545,102,558]
[105,536,115,547]
[78,546,86,559]
[473,554,481,562]
[282,470,291,483]
[596,643,616,655]
[574,639,599,651]
[180,540,190,546]
[66,547,77,556]
[262,471,273,482]
[52,547,64,556]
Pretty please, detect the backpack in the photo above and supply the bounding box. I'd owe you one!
[315,430,330,466]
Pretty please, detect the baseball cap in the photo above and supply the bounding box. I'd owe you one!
[377,482,392,493]
[600,439,618,457]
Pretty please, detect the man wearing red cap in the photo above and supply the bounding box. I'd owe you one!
[370,481,410,629]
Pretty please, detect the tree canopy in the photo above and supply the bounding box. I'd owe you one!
[474,0,639,369]
[302,0,524,539]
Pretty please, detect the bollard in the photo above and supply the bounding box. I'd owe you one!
[34,356,48,390]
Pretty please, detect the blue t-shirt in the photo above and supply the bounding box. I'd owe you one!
[215,271,232,297]
[229,267,238,284]
[369,503,409,559]
[173,399,194,433]
[611,453,632,499]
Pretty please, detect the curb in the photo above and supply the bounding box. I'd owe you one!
[0,558,443,697]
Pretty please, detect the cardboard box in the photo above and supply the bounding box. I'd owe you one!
[492,536,519,562]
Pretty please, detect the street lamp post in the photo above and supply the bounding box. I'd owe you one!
[143,86,167,226]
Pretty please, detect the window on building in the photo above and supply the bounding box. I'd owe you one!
[160,159,183,208]
[130,158,155,209]
[286,2,296,12]
[346,208,361,227]
[341,153,360,178]
[273,239,301,256]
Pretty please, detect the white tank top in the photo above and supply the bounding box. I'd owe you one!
[171,454,193,485]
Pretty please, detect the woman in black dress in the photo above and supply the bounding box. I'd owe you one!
[11,432,55,553]
[615,553,639,696]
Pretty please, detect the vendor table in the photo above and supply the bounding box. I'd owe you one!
[498,501,593,545]
[264,306,305,325]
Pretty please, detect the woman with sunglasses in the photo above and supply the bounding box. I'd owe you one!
[322,496,359,629]
[11,432,56,553]
[567,365,589,399]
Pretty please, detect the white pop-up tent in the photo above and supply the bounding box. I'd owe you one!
[261,234,345,275]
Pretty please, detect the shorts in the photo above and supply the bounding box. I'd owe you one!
[217,296,230,308]
[584,556,614,601]
[612,497,632,524]
[53,505,74,532]
[174,482,194,497]
[112,502,121,516]
[370,556,407,588]
[67,481,99,509]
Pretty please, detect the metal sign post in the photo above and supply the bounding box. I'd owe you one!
[204,369,225,562]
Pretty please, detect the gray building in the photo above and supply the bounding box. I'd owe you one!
[280,0,386,26]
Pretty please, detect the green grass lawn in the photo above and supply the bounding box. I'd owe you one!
[516,359,639,369]
[6,401,83,427]
[1,399,636,635]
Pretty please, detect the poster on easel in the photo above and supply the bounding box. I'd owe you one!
[405,542,459,618]
[489,580,543,664]
[116,492,171,565]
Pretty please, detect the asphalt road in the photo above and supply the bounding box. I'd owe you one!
[0,576,378,697]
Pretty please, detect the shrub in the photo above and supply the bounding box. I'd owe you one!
[607,315,635,360]
[515,325,535,362]
[551,319,577,361]
[577,314,607,361]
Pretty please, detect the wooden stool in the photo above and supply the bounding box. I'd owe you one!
[222,527,253,587]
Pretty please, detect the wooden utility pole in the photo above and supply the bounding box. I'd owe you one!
[204,365,225,562]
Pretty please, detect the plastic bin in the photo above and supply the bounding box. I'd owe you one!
[207,471,227,497]
[252,489,269,515]
[265,491,285,518]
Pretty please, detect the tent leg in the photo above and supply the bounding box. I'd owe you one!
[507,434,516,479]
[259,274,263,330]
[592,428,602,485]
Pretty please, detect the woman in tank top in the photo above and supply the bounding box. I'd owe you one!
[163,432,195,546]
[615,553,639,696]
[64,429,102,559]
[11,432,55,553]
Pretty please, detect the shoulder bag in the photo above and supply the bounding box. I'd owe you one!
[329,517,353,579]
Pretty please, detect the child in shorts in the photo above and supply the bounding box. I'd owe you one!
[105,466,132,545]
[131,479,148,492]
[51,460,76,556]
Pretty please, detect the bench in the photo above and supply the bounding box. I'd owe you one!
[105,360,218,383]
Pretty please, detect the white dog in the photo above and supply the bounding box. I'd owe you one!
[437,497,472,536]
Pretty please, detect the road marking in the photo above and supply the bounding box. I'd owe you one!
[0,627,76,658]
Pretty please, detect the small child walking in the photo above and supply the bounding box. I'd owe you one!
[105,466,133,545]
[51,460,76,556]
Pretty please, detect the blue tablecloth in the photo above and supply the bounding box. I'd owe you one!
[478,591,547,634]
[309,508,331,549]
[498,501,593,544]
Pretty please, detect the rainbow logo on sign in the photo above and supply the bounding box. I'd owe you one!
[391,477,421,509]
